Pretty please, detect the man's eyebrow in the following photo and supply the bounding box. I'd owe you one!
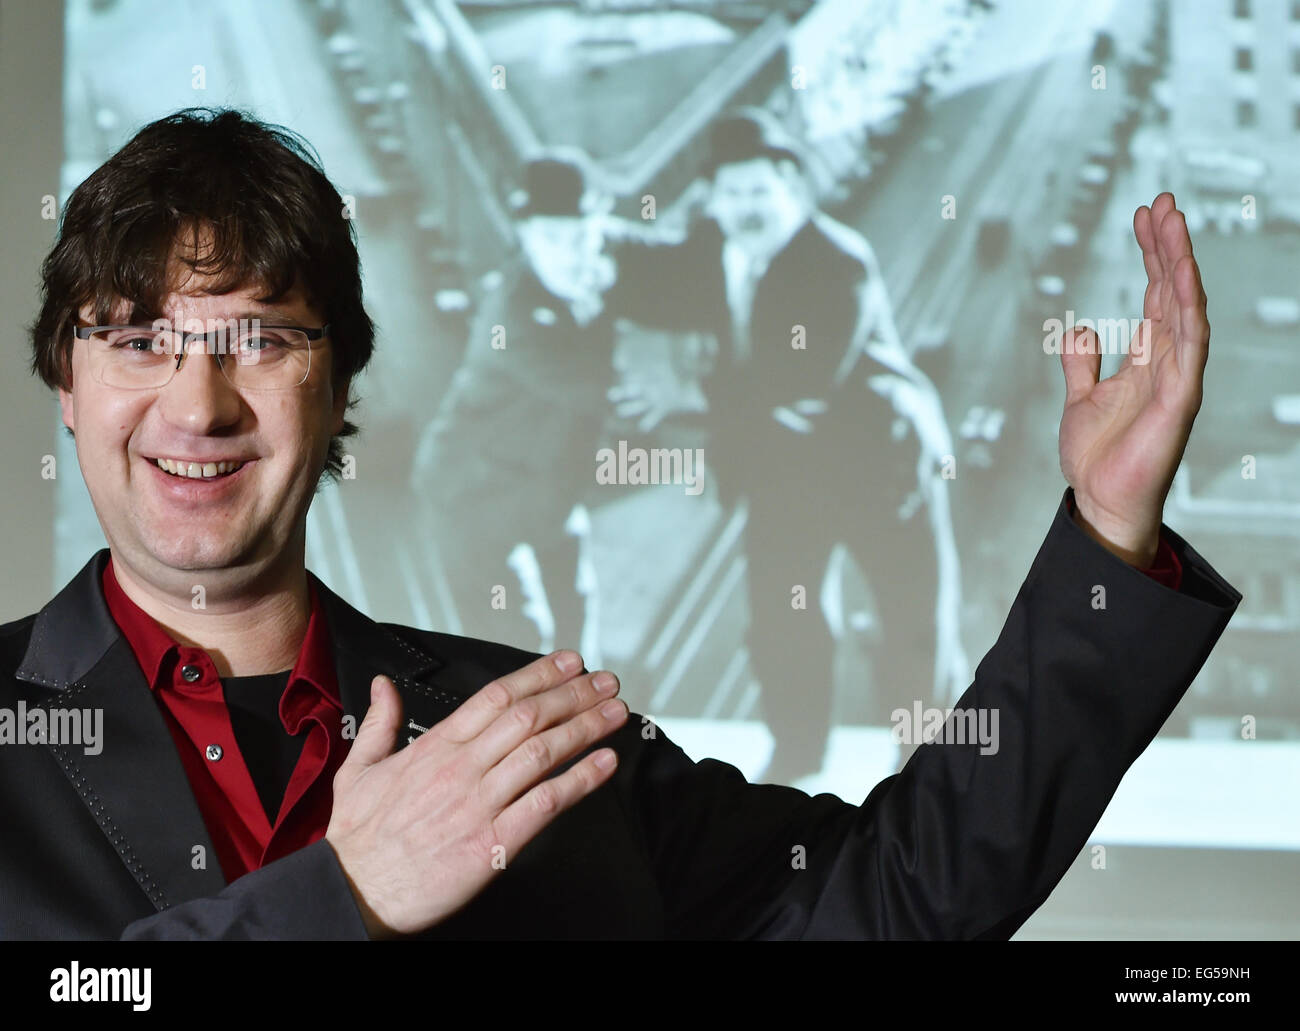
[217,309,307,323]
[108,306,308,325]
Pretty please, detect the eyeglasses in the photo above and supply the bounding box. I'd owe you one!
[73,322,329,391]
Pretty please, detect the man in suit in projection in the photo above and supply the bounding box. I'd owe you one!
[2,107,1238,939]
[607,110,969,782]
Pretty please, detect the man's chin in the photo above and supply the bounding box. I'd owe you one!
[137,535,263,576]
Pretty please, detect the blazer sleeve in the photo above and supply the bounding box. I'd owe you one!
[118,839,369,940]
[621,486,1242,939]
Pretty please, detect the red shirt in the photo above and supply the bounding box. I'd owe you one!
[101,558,351,883]
[1142,540,1182,590]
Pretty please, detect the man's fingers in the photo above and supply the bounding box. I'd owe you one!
[470,670,619,771]
[1138,194,1183,321]
[1156,204,1192,273]
[1142,256,1165,321]
[1135,205,1164,320]
[342,675,404,773]
[1148,191,1176,239]
[491,747,619,858]
[1155,203,1192,323]
[437,650,584,744]
[1154,207,1202,368]
[477,694,627,810]
[1133,203,1156,257]
[1173,253,1210,383]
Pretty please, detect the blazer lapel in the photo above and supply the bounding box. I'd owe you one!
[312,575,511,747]
[14,550,228,909]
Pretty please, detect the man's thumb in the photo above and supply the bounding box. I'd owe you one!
[1060,327,1101,405]
[346,674,403,768]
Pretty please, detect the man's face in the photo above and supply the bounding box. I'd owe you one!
[58,271,347,587]
[708,157,802,247]
[518,214,604,300]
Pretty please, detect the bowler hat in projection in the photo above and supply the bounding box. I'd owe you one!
[510,156,589,219]
[703,110,805,177]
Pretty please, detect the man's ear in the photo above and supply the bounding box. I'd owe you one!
[58,384,75,434]
[331,376,351,436]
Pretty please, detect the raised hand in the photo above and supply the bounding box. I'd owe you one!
[608,333,710,432]
[1057,192,1209,567]
[324,651,627,937]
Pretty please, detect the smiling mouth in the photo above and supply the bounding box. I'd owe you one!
[150,457,248,480]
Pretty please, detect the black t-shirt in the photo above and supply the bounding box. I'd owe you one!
[219,670,303,825]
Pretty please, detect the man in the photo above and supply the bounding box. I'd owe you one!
[410,153,616,661]
[4,107,1238,939]
[607,111,968,782]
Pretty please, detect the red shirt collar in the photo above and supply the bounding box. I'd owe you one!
[100,556,339,705]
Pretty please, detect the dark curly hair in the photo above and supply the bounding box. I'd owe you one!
[28,106,374,486]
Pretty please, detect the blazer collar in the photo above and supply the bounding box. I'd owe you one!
[17,549,447,702]
[15,548,120,691]
[13,548,463,913]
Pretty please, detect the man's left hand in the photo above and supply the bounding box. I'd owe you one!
[1058,192,1209,568]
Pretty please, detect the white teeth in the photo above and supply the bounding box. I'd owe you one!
[154,458,245,479]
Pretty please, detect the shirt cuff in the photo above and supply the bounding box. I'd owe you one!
[1065,491,1183,591]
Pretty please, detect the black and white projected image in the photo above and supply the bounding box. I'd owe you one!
[44,0,1300,935]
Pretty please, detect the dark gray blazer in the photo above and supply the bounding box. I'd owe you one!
[0,489,1240,939]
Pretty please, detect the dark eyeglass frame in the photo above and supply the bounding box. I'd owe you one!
[73,322,330,386]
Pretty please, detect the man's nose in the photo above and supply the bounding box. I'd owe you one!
[156,337,243,432]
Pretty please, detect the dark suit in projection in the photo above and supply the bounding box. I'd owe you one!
[610,211,936,776]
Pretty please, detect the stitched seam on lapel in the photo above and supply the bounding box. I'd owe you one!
[46,741,169,910]
[17,610,65,686]
[374,627,460,706]
[14,668,66,688]
[402,676,460,707]
[383,627,439,668]
[24,611,52,681]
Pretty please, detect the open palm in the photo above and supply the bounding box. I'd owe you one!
[1058,193,1210,565]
